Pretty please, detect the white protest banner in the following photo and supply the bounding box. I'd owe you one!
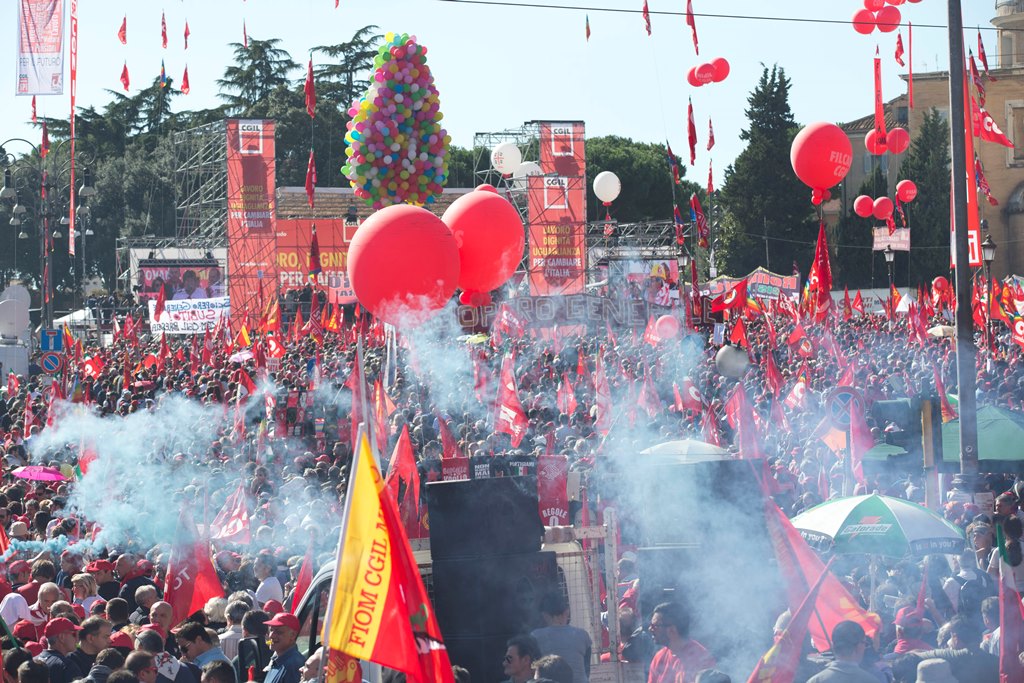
[148,297,230,334]
[17,0,65,96]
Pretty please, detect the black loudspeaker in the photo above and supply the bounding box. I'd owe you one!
[443,635,511,683]
[431,551,559,638]
[426,476,543,559]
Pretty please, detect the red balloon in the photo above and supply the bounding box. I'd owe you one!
[710,57,730,83]
[872,197,894,220]
[790,122,853,190]
[864,129,888,155]
[896,179,918,203]
[694,63,716,85]
[475,184,498,193]
[864,0,884,9]
[932,276,949,293]
[886,0,905,4]
[886,127,910,154]
[854,195,874,218]
[823,190,832,201]
[811,189,824,206]
[852,9,876,34]
[686,66,701,87]
[875,6,901,32]
[654,315,681,340]
[347,204,460,327]
[442,188,525,294]
[458,291,473,305]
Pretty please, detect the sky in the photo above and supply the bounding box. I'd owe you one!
[0,0,996,190]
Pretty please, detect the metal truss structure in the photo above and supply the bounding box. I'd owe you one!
[173,120,228,245]
[472,123,541,225]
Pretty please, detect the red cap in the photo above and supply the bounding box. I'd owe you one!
[8,560,31,574]
[262,599,284,616]
[109,631,134,650]
[44,617,82,638]
[894,607,925,628]
[264,612,300,631]
[12,621,36,640]
[85,560,114,573]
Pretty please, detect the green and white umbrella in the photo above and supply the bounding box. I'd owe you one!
[790,494,965,557]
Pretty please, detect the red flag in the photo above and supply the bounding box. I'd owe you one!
[305,150,317,209]
[763,499,881,650]
[153,287,167,323]
[976,156,999,206]
[31,96,36,122]
[690,193,709,248]
[161,11,168,48]
[842,286,853,321]
[117,15,127,44]
[730,317,749,349]
[908,22,914,107]
[210,482,250,543]
[969,52,986,107]
[384,425,421,519]
[685,0,699,54]
[972,96,1015,147]
[707,161,714,196]
[641,0,651,35]
[978,29,994,80]
[665,142,681,185]
[852,290,865,315]
[585,15,590,41]
[495,355,529,447]
[701,409,721,446]
[243,20,248,48]
[765,352,783,397]
[707,117,715,151]
[40,121,49,159]
[304,59,317,118]
[745,560,833,683]
[873,48,888,140]
[687,98,697,165]
[894,31,905,67]
[678,376,704,413]
[710,279,747,313]
[807,222,833,321]
[724,385,763,459]
[594,352,613,435]
[783,370,808,411]
[120,62,130,91]
[557,372,577,416]
[164,508,224,625]
[435,412,463,460]
[7,372,19,397]
[637,368,662,419]
[290,544,314,612]
[932,365,958,423]
[184,21,190,49]
[180,66,190,94]
[308,223,322,277]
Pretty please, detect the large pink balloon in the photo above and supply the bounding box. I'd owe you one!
[790,122,853,191]
[872,197,894,220]
[852,9,876,34]
[347,204,460,326]
[854,195,875,218]
[864,0,884,9]
[655,315,681,340]
[886,127,910,154]
[710,58,730,83]
[896,179,918,203]
[864,129,887,155]
[442,189,525,294]
[875,6,901,32]
[694,63,716,85]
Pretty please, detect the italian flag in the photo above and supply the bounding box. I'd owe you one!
[994,523,1024,682]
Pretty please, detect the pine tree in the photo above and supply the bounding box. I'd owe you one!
[896,108,951,286]
[718,66,816,276]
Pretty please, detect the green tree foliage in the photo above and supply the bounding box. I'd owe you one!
[717,66,816,276]
[896,108,951,286]
[585,136,698,223]
[313,26,383,113]
[217,37,299,116]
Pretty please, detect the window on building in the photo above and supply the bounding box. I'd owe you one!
[897,107,909,125]
[1002,34,1014,69]
[1011,105,1024,163]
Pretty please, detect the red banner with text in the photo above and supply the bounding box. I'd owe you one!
[528,122,587,296]
[226,119,278,327]
[276,219,358,304]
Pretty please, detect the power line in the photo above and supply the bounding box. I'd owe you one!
[433,0,1004,33]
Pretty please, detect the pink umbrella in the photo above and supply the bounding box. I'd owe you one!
[11,466,67,482]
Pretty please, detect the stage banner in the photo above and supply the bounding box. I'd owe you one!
[872,228,911,252]
[276,219,357,304]
[700,267,800,300]
[457,294,649,330]
[17,0,64,96]
[528,122,586,296]
[148,297,230,335]
[226,119,278,328]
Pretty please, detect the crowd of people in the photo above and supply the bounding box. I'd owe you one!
[0,285,1019,683]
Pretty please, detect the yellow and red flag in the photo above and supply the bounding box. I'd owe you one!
[324,431,454,683]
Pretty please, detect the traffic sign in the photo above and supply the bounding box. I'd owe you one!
[40,351,65,375]
[40,328,63,352]
[825,386,864,430]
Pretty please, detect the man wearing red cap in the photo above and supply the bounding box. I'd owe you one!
[36,618,85,683]
[892,607,931,654]
[85,561,120,602]
[263,612,305,683]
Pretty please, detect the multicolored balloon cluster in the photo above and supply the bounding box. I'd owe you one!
[342,32,451,210]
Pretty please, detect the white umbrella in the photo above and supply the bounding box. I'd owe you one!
[639,439,729,463]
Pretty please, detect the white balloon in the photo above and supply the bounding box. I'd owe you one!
[490,142,523,175]
[715,346,751,378]
[593,171,622,203]
[511,161,543,191]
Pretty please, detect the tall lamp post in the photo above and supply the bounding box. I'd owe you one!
[883,245,895,289]
[0,139,95,329]
[981,234,997,350]
[679,250,692,324]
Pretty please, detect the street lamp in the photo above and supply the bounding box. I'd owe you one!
[982,234,997,350]
[883,245,895,288]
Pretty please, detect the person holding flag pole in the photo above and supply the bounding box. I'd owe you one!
[318,425,455,683]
